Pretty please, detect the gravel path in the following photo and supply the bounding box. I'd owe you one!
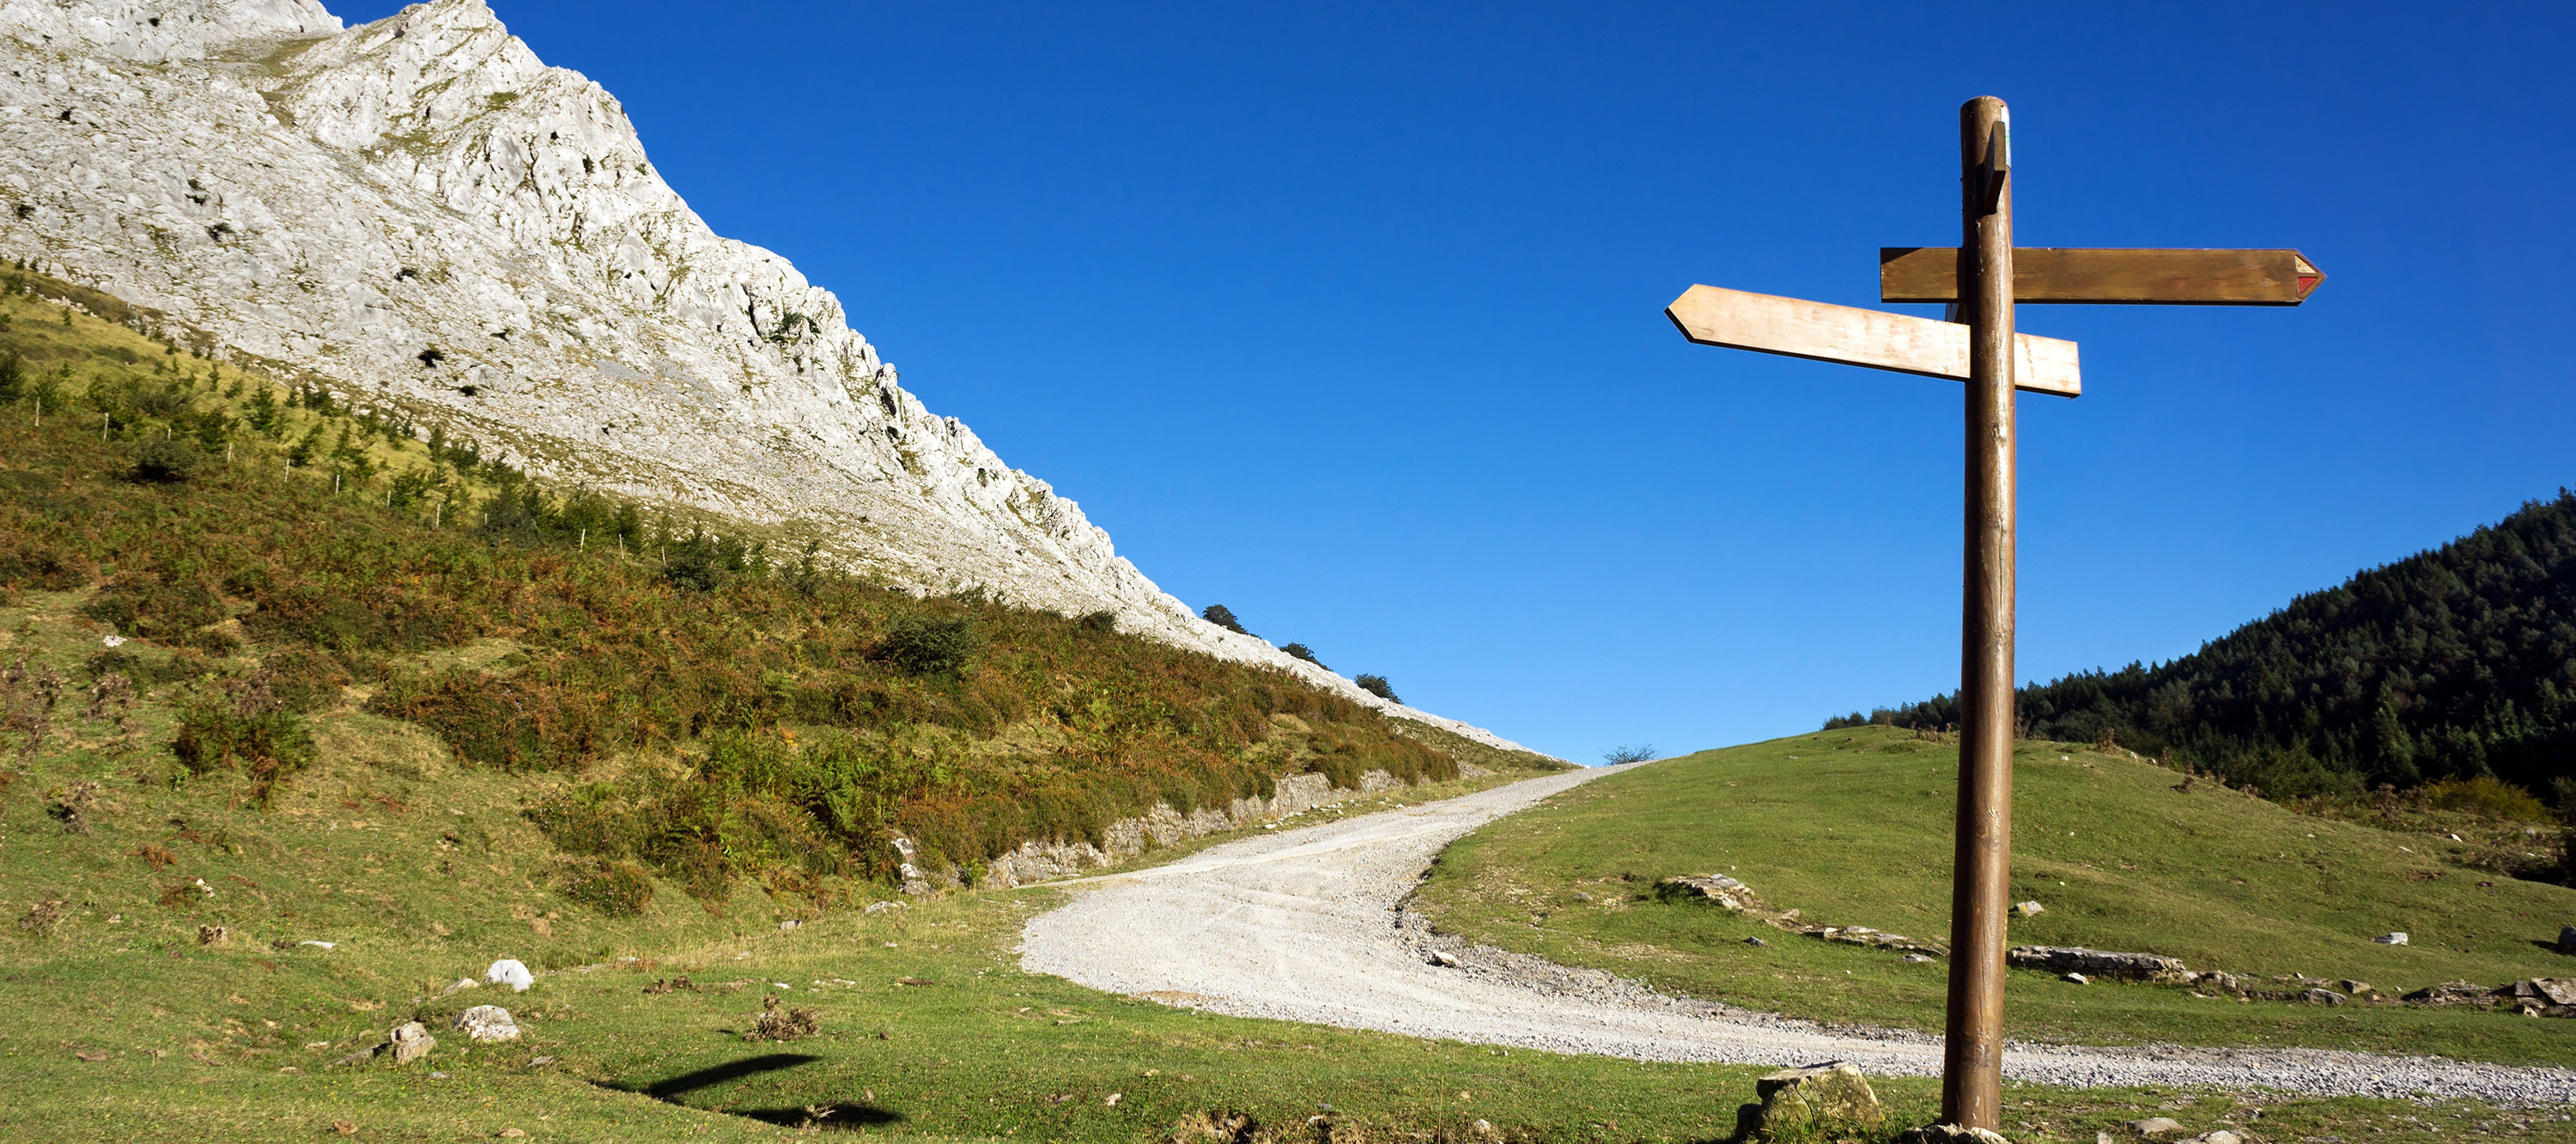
[1021,764,2576,1104]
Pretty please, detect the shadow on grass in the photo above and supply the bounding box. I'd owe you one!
[598,1053,904,1132]
[732,1103,903,1130]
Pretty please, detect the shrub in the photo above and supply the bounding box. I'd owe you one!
[0,534,92,591]
[80,573,223,638]
[172,699,314,805]
[1602,744,1659,765]
[245,584,465,652]
[1201,604,1249,635]
[661,527,759,590]
[1280,642,1325,668]
[257,645,353,713]
[1354,673,1400,703]
[2421,775,2550,821]
[131,436,202,482]
[1077,610,1117,634]
[562,859,655,916]
[878,616,979,678]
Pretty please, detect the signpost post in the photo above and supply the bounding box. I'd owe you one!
[1662,95,2323,1137]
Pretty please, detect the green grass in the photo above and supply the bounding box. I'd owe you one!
[10,879,2574,1144]
[1412,727,2576,1067]
[4,272,2573,1138]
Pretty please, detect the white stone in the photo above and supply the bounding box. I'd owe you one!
[0,0,1540,758]
[483,958,533,991]
[451,1004,519,1042]
[2374,932,2409,945]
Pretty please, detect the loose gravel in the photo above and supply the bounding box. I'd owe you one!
[1020,763,2576,1105]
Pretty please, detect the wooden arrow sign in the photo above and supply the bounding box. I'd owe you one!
[1666,283,2080,397]
[1879,247,2325,305]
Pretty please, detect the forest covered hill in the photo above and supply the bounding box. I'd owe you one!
[1837,493,2576,805]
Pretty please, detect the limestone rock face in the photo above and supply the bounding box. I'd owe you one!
[0,0,1535,754]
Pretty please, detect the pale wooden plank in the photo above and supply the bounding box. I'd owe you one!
[1665,284,2080,398]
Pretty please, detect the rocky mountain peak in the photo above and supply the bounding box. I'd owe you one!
[0,0,1541,755]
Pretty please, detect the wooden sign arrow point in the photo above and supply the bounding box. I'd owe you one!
[2292,253,2325,301]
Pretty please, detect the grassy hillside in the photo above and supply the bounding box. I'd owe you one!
[0,275,2567,1141]
[0,266,1564,908]
[1413,727,2576,1067]
[1835,492,2576,806]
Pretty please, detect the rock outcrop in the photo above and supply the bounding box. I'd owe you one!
[0,0,1537,754]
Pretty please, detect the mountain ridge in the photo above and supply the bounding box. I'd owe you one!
[0,0,1545,755]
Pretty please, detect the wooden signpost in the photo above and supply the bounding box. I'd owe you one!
[1662,97,2322,1137]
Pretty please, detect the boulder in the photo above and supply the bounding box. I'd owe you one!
[1735,1061,1883,1141]
[2300,988,2348,1007]
[452,1005,520,1043]
[2533,978,2576,1007]
[1428,950,1461,968]
[2125,1117,2184,1135]
[2558,925,2576,955]
[1656,873,1764,911]
[2373,932,2408,945]
[2189,1133,2244,1144]
[387,1021,435,1065]
[485,958,535,992]
[2063,972,2090,984]
[2196,971,2245,994]
[2008,946,2188,981]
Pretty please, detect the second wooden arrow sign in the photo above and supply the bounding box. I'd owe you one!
[1880,246,2324,305]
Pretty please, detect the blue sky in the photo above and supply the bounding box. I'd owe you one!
[343,1,2573,763]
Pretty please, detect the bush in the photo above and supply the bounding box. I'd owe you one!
[1280,642,1325,669]
[1201,604,1250,635]
[878,616,979,678]
[172,699,314,805]
[562,859,655,916]
[1077,610,1117,634]
[1354,673,1400,703]
[258,645,353,713]
[0,534,93,591]
[1602,744,1659,765]
[80,573,222,638]
[2421,775,2550,821]
[131,436,202,482]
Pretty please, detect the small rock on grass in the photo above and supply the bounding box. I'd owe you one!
[2013,900,2045,917]
[2063,971,2089,984]
[453,1005,520,1042]
[1429,950,1461,967]
[2373,932,2408,945]
[2125,1117,2184,1135]
[2558,924,2576,954]
[388,1021,436,1065]
[1894,1124,2009,1143]
[1738,1060,1883,1140]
